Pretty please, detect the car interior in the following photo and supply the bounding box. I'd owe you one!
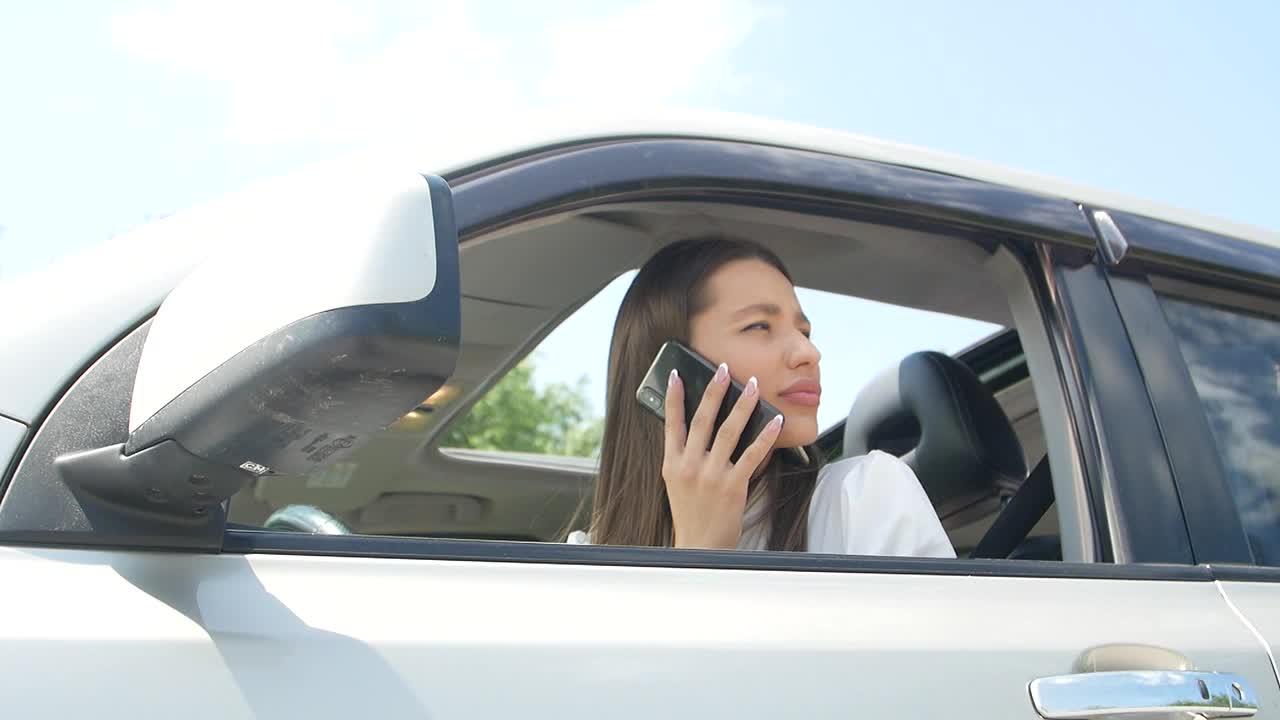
[227,198,1068,561]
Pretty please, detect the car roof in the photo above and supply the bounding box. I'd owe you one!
[419,108,1279,250]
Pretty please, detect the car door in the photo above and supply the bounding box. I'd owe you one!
[2,540,1273,718]
[1093,206,1280,694]
[3,136,1277,719]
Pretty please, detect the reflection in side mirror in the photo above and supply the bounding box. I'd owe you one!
[53,165,460,548]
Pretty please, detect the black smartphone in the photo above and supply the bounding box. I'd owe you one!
[636,340,783,463]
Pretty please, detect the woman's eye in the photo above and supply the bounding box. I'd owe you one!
[743,321,770,332]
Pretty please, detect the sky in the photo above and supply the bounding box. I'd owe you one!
[2,0,1277,429]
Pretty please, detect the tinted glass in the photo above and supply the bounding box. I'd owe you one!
[1160,295,1280,565]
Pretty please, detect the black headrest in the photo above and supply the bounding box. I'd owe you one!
[843,351,1026,524]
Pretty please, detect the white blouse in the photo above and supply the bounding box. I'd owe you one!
[568,450,956,557]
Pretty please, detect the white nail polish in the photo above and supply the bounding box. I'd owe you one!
[745,376,758,396]
[714,363,729,384]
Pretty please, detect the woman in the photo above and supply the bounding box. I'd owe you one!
[570,236,954,557]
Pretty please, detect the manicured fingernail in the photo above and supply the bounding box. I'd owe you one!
[745,376,758,397]
[668,368,679,387]
[770,415,785,430]
[714,363,728,384]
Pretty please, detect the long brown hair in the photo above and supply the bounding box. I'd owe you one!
[586,237,822,551]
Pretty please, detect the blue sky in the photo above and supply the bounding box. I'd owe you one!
[2,0,1277,429]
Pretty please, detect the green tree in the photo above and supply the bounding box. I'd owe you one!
[442,359,604,458]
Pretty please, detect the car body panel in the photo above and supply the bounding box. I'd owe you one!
[1218,581,1280,687]
[3,544,1279,719]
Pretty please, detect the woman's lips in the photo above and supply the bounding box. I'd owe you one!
[778,379,822,407]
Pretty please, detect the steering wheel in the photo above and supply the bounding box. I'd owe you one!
[263,504,352,534]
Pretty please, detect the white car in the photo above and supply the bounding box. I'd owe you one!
[2,112,1278,718]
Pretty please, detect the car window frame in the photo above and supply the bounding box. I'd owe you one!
[1095,206,1280,566]
[1095,208,1280,569]
[1040,243,1195,564]
[443,138,1120,564]
[358,137,1159,570]
[1,137,1200,579]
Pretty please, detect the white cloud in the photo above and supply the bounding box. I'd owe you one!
[111,0,374,83]
[539,0,772,103]
[110,0,772,147]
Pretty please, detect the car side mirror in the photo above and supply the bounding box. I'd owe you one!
[53,166,460,547]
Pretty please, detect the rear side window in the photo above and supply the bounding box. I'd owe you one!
[1159,295,1280,565]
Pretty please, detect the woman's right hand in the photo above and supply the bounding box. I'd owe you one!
[661,363,785,550]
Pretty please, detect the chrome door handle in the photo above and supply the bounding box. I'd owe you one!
[1030,670,1258,719]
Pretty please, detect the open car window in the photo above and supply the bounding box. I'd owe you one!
[225,195,1068,561]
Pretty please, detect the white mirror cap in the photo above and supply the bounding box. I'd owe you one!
[129,163,440,434]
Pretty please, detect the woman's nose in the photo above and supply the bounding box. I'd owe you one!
[788,332,821,368]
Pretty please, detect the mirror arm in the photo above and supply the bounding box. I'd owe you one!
[54,441,252,550]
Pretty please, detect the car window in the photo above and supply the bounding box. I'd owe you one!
[441,271,1003,460]
[221,249,1064,559]
[1158,294,1280,565]
[218,180,1078,561]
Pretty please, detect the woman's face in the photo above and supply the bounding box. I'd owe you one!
[688,258,822,448]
